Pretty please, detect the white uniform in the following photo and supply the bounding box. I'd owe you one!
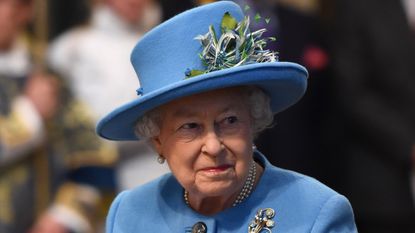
[48,4,169,190]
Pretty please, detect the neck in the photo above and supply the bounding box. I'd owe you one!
[191,195,235,215]
[185,161,263,215]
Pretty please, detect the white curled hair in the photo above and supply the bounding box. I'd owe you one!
[134,86,274,139]
[244,86,274,136]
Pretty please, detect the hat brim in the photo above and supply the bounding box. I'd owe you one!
[97,62,308,140]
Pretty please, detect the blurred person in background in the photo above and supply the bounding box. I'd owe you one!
[328,0,415,232]
[48,0,169,191]
[0,0,118,232]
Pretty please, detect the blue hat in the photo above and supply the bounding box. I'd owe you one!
[97,1,308,141]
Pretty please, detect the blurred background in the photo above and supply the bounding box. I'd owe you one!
[1,0,414,232]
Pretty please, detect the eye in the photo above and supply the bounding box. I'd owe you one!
[179,122,200,130]
[217,115,240,133]
[176,122,201,142]
[225,116,238,124]
[219,116,238,126]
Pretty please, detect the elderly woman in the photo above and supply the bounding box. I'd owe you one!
[97,1,357,232]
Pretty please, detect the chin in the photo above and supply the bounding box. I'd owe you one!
[197,181,238,197]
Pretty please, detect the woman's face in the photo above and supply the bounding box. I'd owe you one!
[152,87,254,200]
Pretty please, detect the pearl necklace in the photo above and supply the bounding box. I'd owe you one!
[184,161,257,207]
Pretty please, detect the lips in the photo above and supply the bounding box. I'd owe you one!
[201,164,232,172]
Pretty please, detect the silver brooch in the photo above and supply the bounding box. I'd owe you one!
[248,208,276,233]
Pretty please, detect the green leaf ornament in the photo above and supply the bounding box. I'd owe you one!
[254,13,261,22]
[221,12,238,32]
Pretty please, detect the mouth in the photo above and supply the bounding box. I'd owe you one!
[201,164,232,173]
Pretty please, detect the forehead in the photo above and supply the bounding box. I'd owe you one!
[160,87,247,117]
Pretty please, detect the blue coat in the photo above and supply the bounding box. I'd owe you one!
[106,152,357,232]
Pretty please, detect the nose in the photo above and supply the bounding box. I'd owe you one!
[201,132,224,156]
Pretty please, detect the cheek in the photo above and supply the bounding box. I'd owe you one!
[232,130,255,180]
[163,141,200,185]
[228,125,254,152]
[166,155,197,190]
[225,125,254,170]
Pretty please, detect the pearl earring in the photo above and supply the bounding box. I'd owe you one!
[252,144,257,150]
[157,155,165,164]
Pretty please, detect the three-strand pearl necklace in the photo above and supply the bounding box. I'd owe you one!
[184,161,257,207]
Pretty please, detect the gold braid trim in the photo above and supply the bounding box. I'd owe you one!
[0,165,29,224]
[0,111,32,149]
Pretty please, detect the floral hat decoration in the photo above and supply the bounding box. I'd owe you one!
[97,1,308,141]
[184,8,277,78]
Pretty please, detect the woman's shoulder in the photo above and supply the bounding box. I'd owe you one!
[255,163,357,232]
[256,152,338,198]
[106,174,176,232]
[267,165,338,196]
[108,173,175,216]
[118,173,174,203]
